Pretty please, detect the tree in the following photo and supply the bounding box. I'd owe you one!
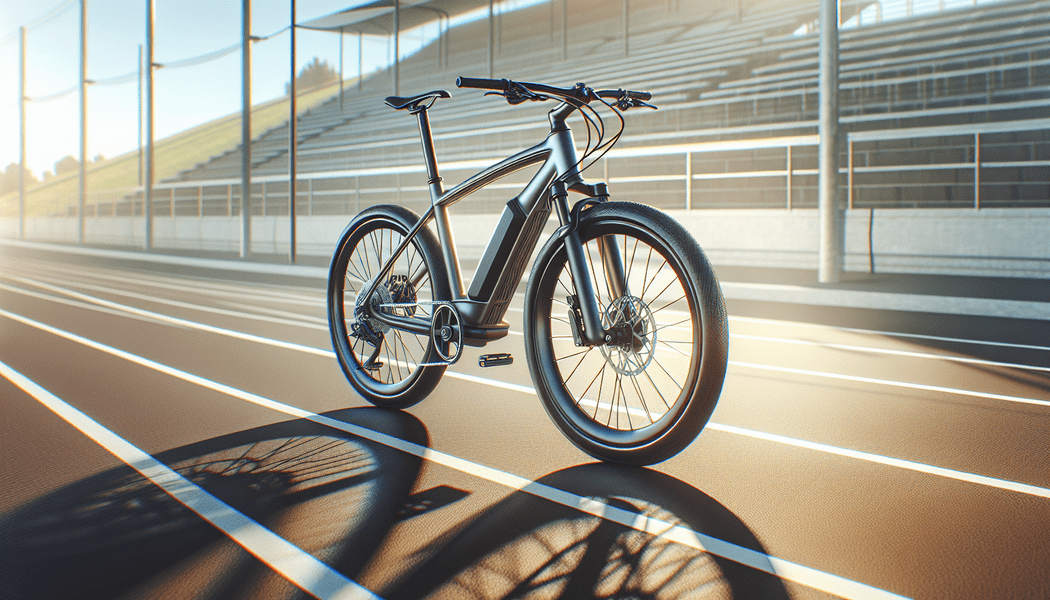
[286,57,338,94]
[54,155,79,176]
[0,163,38,195]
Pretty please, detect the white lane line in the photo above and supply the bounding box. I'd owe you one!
[706,422,1050,499]
[3,273,327,331]
[729,333,1050,373]
[4,282,1046,410]
[0,282,334,357]
[728,315,1050,352]
[508,308,1050,354]
[5,305,1049,500]
[5,261,325,306]
[7,277,1048,410]
[0,316,909,600]
[728,360,1050,408]
[0,360,382,600]
[0,281,179,326]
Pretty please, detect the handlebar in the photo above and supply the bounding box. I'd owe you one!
[456,76,651,105]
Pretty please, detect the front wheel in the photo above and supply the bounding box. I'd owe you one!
[524,202,728,466]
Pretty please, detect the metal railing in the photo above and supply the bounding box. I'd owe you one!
[847,118,1050,209]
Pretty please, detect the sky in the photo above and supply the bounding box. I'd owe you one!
[0,0,537,179]
[1,0,996,180]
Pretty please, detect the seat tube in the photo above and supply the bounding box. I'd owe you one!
[415,107,465,298]
[415,108,441,186]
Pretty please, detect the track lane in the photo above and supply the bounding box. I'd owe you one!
[2,255,1049,600]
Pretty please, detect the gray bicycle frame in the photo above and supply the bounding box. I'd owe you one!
[358,100,624,346]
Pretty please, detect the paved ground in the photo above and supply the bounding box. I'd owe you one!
[1,242,1048,600]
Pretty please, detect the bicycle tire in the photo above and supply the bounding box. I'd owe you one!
[523,202,728,465]
[328,205,450,408]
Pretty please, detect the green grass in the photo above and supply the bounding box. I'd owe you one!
[1,80,348,217]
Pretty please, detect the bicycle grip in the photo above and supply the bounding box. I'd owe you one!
[627,90,652,101]
[456,76,508,91]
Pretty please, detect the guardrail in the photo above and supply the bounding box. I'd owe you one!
[847,118,1050,209]
[5,118,1047,224]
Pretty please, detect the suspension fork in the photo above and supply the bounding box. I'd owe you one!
[550,182,628,346]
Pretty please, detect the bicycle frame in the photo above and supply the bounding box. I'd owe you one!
[358,100,623,347]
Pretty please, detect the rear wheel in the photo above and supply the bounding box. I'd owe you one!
[524,202,728,465]
[328,205,449,408]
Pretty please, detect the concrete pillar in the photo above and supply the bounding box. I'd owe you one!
[818,0,843,283]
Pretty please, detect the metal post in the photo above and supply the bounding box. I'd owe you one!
[289,0,297,263]
[818,0,842,283]
[339,27,344,111]
[137,45,143,188]
[394,0,400,96]
[786,145,793,209]
[847,138,854,209]
[241,0,252,257]
[18,27,26,239]
[974,133,981,209]
[145,0,156,250]
[79,0,88,244]
[488,0,495,77]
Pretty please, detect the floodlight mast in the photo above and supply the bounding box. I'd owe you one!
[79,0,87,245]
[241,0,252,257]
[19,27,26,240]
[145,0,156,251]
[290,0,297,263]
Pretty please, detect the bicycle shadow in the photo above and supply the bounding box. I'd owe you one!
[0,407,428,600]
[382,462,791,600]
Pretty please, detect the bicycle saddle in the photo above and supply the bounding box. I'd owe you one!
[384,90,451,112]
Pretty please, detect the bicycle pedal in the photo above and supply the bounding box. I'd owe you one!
[478,353,513,367]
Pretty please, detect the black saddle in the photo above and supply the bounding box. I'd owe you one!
[384,90,451,112]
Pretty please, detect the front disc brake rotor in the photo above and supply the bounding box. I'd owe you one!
[599,296,657,376]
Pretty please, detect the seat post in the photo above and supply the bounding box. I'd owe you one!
[413,107,442,188]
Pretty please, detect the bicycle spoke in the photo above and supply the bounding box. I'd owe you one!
[653,317,693,333]
[651,294,688,315]
[630,374,656,424]
[554,348,591,362]
[562,349,591,385]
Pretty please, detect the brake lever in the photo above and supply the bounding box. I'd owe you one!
[616,97,658,111]
[485,84,548,105]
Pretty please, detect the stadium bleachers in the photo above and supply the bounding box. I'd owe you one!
[160,0,1048,213]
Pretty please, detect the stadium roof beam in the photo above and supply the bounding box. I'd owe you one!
[299,0,497,92]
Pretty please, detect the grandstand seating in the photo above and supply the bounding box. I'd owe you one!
[161,0,1047,213]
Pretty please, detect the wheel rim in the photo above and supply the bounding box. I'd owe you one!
[537,224,701,447]
[338,220,436,392]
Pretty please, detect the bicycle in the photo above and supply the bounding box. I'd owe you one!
[327,77,728,465]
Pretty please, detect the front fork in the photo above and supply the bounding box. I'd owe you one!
[550,181,628,347]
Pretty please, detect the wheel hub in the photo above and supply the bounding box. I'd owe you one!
[355,279,394,334]
[599,296,657,376]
